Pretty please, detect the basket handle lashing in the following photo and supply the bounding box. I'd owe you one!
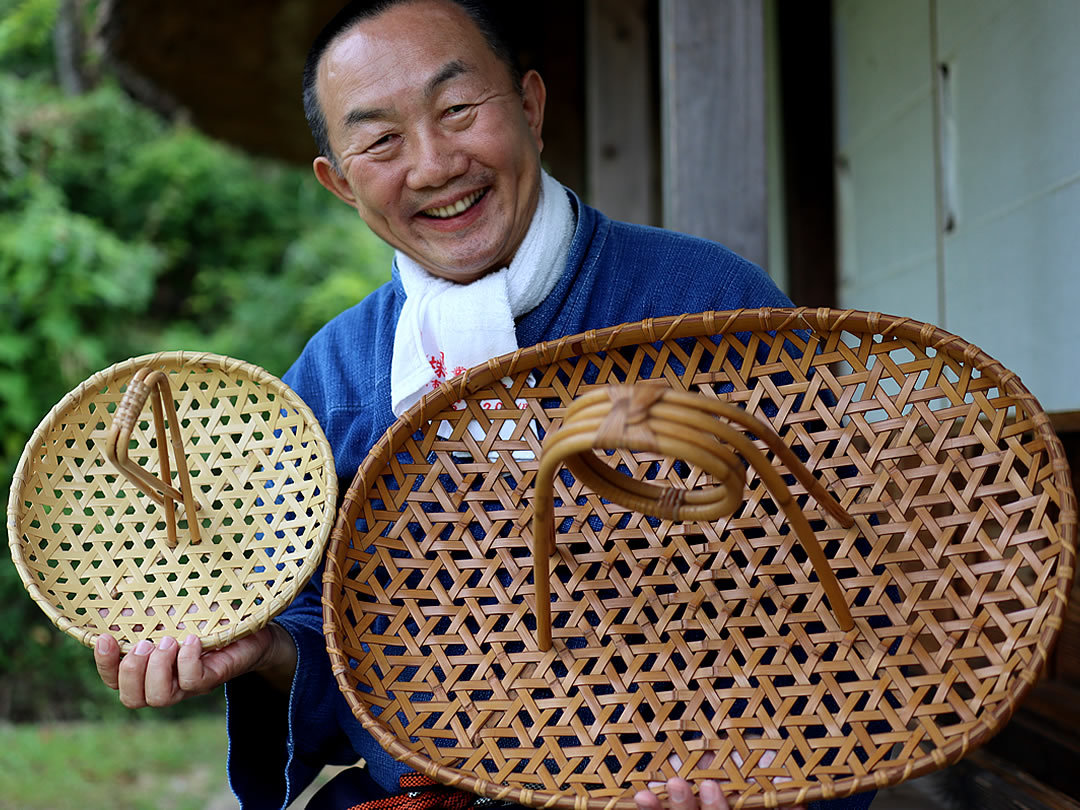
[104,367,202,547]
[531,385,855,651]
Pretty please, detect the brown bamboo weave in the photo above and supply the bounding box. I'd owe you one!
[323,308,1076,809]
[8,352,336,652]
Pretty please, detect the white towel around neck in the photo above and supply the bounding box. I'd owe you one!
[390,170,574,416]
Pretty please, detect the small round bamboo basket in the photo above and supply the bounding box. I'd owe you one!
[7,351,336,652]
[324,308,1076,809]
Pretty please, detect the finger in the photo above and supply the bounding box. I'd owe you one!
[94,634,121,690]
[668,778,697,810]
[649,753,684,790]
[634,789,663,810]
[144,636,182,707]
[699,781,729,810]
[177,634,209,693]
[117,639,154,708]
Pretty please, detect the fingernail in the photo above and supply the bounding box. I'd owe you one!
[159,636,176,651]
[95,636,109,653]
[669,780,690,802]
[700,781,720,806]
[134,639,154,655]
[183,634,199,646]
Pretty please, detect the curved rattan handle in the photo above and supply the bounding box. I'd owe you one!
[532,385,855,651]
[104,367,202,547]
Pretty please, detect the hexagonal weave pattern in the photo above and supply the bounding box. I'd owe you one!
[8,352,336,652]
[324,308,1076,809]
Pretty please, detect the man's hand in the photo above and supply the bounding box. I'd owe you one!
[93,623,297,709]
[634,752,805,810]
[635,778,805,810]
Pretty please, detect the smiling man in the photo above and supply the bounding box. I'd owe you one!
[93,2,872,810]
[309,1,545,284]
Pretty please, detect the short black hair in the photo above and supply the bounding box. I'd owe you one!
[302,0,523,171]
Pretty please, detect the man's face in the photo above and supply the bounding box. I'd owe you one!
[313,0,546,284]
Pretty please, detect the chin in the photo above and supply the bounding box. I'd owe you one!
[426,251,509,283]
[440,265,498,285]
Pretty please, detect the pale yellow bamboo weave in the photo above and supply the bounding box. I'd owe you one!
[324,308,1076,810]
[7,351,336,652]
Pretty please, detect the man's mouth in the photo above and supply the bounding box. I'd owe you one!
[420,188,487,219]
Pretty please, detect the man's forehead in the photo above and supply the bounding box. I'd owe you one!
[317,2,497,114]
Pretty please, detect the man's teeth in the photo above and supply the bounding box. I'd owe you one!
[423,190,483,219]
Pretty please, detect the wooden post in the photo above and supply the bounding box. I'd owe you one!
[659,0,767,267]
[586,0,659,226]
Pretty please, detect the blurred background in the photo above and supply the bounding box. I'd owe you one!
[1,0,1078,808]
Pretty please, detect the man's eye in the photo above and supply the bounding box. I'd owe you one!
[446,104,470,115]
[367,134,396,151]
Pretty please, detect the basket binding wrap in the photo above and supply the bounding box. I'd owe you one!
[531,385,858,651]
[324,308,1076,809]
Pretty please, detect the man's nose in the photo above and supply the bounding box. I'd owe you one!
[405,129,467,190]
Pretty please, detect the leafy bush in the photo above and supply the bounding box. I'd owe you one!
[0,0,58,79]
[0,1,391,720]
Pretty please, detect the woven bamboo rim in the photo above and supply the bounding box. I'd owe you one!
[7,351,336,652]
[324,308,1076,809]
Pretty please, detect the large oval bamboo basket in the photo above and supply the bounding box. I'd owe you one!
[324,308,1075,809]
[7,352,336,652]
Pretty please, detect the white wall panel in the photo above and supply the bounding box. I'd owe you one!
[939,0,1080,411]
[832,0,1080,412]
[841,257,940,326]
[833,0,932,149]
[944,183,1080,412]
[838,102,938,289]
[938,0,1080,224]
[833,0,939,323]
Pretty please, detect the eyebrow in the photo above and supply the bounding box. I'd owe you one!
[425,59,470,96]
[341,59,473,129]
[344,106,390,127]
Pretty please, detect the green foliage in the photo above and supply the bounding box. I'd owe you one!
[0,2,391,721]
[170,210,391,373]
[12,81,167,214]
[0,174,163,437]
[0,0,59,78]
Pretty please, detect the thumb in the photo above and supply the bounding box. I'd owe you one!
[177,626,281,694]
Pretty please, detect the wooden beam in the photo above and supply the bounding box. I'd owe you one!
[659,0,766,266]
[586,0,659,226]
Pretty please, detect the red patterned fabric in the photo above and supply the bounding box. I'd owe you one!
[345,773,477,810]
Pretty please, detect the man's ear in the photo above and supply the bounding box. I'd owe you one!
[313,156,358,208]
[520,69,546,153]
